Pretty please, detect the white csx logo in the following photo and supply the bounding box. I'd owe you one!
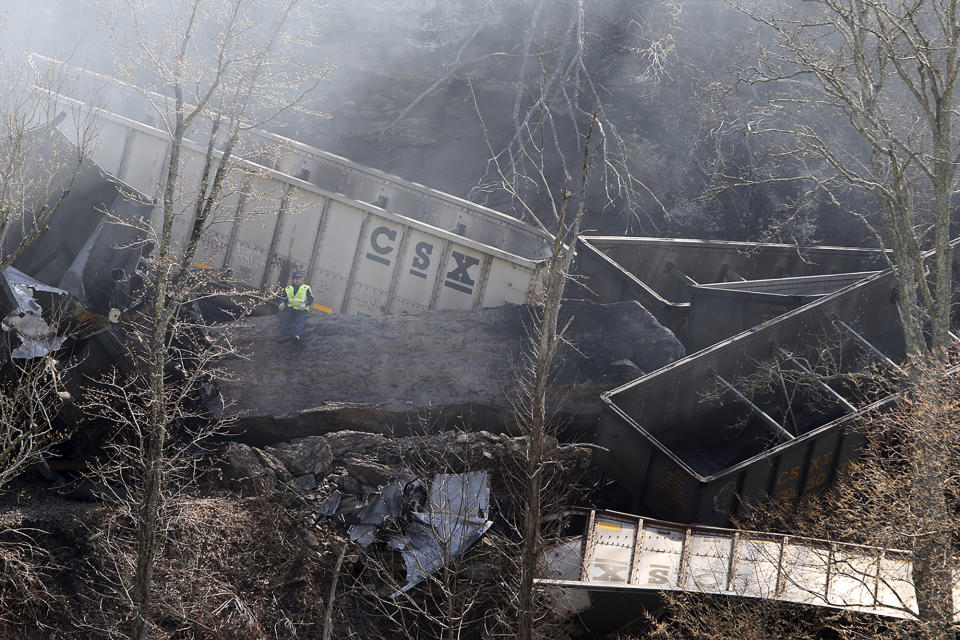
[647,564,672,584]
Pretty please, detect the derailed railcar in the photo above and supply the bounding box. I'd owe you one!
[539,508,927,637]
[0,127,153,357]
[597,261,924,525]
[33,55,552,261]
[39,59,553,316]
[685,272,878,351]
[574,236,889,345]
[239,130,552,262]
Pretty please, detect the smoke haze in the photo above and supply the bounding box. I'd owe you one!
[0,0,880,245]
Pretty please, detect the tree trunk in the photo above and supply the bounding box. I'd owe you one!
[908,359,956,639]
[128,118,184,639]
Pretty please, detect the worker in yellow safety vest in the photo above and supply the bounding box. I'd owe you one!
[278,270,313,343]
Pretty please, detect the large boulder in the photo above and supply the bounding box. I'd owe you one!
[218,300,683,444]
[222,442,292,493]
[264,436,333,477]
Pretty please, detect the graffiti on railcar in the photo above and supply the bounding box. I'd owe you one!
[199,230,230,257]
[232,242,267,276]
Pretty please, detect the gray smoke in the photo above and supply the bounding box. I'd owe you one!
[2,0,867,244]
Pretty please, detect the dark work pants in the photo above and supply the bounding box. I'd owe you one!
[280,307,307,339]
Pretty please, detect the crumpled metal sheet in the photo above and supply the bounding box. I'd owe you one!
[389,471,492,596]
[348,478,412,548]
[1,267,68,358]
[317,492,342,517]
[332,471,493,595]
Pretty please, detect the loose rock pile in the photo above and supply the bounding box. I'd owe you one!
[222,429,595,509]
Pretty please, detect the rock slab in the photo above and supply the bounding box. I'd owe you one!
[218,300,683,443]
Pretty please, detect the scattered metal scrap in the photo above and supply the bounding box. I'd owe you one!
[333,472,493,595]
[1,267,72,358]
[390,472,492,596]
[347,476,421,549]
[0,127,152,363]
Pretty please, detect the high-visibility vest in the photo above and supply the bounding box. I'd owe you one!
[285,284,311,310]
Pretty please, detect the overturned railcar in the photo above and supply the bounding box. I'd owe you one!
[685,272,879,351]
[0,127,153,358]
[5,141,152,313]
[539,508,930,638]
[574,236,889,347]
[35,58,553,316]
[595,252,948,525]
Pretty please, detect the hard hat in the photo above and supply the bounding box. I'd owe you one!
[292,270,304,279]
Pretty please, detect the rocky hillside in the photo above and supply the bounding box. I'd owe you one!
[2,429,597,639]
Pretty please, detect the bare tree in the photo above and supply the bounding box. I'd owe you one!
[0,356,69,492]
[357,482,500,640]
[471,1,670,229]
[0,40,105,631]
[646,352,960,640]
[80,2,326,637]
[695,5,960,637]
[720,0,960,356]
[0,52,98,270]
[468,62,603,636]
[347,427,502,640]
[374,0,672,230]
[75,320,237,638]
